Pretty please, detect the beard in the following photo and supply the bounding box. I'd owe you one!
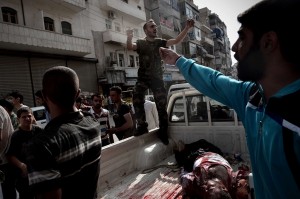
[236,44,266,82]
[94,104,101,109]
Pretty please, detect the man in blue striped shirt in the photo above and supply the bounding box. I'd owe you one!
[89,94,110,146]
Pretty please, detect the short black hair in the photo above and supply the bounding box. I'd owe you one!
[17,106,32,118]
[109,86,122,95]
[42,66,79,108]
[9,91,24,103]
[143,19,155,31]
[91,94,104,101]
[0,99,14,112]
[238,0,300,66]
[35,90,43,98]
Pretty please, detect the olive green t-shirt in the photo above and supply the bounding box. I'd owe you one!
[136,38,167,79]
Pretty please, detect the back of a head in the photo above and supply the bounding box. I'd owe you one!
[35,90,43,98]
[43,66,79,108]
[9,91,24,103]
[238,0,300,66]
[0,99,14,112]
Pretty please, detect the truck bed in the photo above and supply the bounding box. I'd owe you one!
[99,155,183,199]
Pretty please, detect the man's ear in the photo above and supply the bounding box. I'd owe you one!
[75,89,81,100]
[261,31,278,52]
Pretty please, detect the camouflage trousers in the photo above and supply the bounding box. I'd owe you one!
[133,78,168,132]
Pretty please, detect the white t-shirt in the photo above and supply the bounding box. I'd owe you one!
[144,100,159,131]
[0,106,14,165]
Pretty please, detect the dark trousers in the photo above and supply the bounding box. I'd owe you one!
[133,78,168,133]
[0,163,17,199]
[15,176,34,199]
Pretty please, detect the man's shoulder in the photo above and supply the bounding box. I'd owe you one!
[32,125,44,132]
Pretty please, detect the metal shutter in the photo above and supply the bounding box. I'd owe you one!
[67,60,98,93]
[0,55,33,107]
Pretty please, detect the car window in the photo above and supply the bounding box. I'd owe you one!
[209,99,234,122]
[187,94,208,122]
[33,109,46,121]
[170,96,185,122]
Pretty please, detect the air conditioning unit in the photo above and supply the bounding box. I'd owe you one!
[108,10,116,19]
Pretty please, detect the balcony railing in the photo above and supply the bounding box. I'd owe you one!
[100,0,146,23]
[103,29,137,45]
[0,22,91,56]
[201,36,214,46]
[125,67,138,78]
[103,30,126,45]
[52,0,86,11]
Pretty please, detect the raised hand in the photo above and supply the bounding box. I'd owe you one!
[159,47,180,65]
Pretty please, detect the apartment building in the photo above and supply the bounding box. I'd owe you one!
[0,0,98,106]
[0,0,232,106]
[208,13,232,74]
[0,0,147,106]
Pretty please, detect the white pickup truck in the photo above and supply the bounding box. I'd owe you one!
[98,86,251,199]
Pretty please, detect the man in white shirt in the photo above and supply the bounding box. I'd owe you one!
[144,100,159,131]
[0,106,16,198]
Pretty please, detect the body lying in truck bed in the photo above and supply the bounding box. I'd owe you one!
[97,88,251,198]
[97,131,251,199]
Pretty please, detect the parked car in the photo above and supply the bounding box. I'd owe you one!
[31,106,47,128]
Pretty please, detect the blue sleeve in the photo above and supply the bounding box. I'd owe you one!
[176,57,254,121]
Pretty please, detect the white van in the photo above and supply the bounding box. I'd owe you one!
[31,106,47,128]
[167,83,193,101]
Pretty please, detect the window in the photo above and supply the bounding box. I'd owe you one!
[171,96,185,122]
[44,17,55,31]
[114,22,121,32]
[105,19,112,30]
[187,95,208,122]
[129,55,134,67]
[61,21,72,35]
[186,7,193,19]
[133,28,139,37]
[2,7,18,24]
[171,0,179,10]
[209,99,234,122]
[118,53,124,67]
[169,45,176,51]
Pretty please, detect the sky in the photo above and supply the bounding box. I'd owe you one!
[193,0,262,64]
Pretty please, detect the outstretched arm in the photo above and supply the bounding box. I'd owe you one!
[127,29,137,51]
[166,19,194,47]
[159,47,181,65]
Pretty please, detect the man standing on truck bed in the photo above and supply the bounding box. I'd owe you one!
[127,18,194,145]
[159,0,300,198]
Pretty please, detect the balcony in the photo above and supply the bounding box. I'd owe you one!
[106,64,125,71]
[0,22,91,56]
[201,36,214,46]
[125,67,138,78]
[103,29,138,45]
[103,30,126,45]
[100,0,146,23]
[52,0,86,12]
